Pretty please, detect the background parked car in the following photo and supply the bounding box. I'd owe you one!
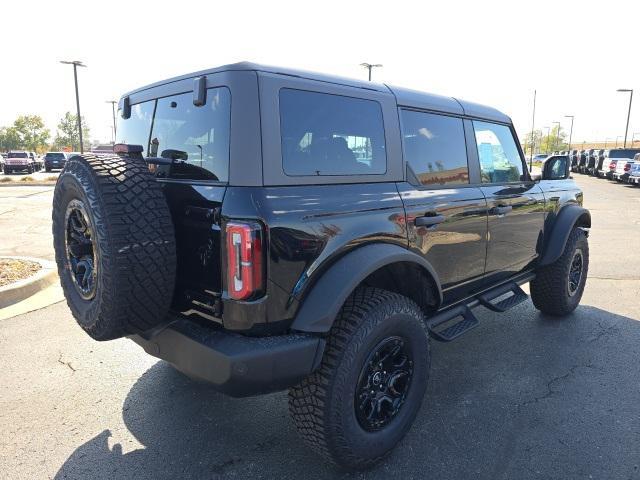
[4,151,37,174]
[585,149,596,175]
[578,150,588,173]
[29,152,43,171]
[604,149,640,180]
[628,153,640,186]
[592,149,605,176]
[44,152,69,172]
[569,150,579,172]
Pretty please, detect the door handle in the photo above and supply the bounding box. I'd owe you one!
[492,205,513,216]
[415,215,445,227]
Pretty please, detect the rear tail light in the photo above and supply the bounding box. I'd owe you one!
[226,221,264,300]
[624,163,631,172]
[609,161,616,170]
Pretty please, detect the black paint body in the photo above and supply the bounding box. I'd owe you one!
[115,63,585,337]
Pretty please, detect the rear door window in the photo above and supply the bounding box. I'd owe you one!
[400,110,469,186]
[279,88,386,176]
[473,121,525,183]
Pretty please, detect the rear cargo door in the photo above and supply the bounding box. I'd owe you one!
[116,86,232,317]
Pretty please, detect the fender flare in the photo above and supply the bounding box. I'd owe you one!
[539,205,591,266]
[290,243,442,333]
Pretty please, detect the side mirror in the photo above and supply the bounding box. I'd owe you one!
[542,156,570,180]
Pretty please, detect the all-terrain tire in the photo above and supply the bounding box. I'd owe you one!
[288,287,430,470]
[530,227,588,316]
[52,154,176,340]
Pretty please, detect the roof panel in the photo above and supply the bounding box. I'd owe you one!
[120,62,512,125]
[455,99,511,123]
[387,85,464,115]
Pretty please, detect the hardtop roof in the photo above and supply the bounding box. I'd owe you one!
[122,61,511,124]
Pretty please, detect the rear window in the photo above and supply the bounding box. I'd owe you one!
[608,149,640,158]
[150,88,231,182]
[279,89,386,176]
[8,152,27,158]
[116,87,231,182]
[45,153,65,160]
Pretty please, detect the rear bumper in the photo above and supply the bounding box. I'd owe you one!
[45,161,65,169]
[613,172,629,181]
[629,176,640,184]
[130,318,325,397]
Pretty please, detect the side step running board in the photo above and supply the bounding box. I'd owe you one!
[427,280,531,342]
[427,305,479,342]
[477,282,528,312]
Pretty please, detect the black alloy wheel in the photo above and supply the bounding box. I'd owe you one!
[355,336,414,432]
[64,199,97,300]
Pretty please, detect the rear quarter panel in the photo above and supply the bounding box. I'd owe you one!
[221,184,408,325]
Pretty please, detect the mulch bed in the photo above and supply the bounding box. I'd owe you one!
[0,259,41,287]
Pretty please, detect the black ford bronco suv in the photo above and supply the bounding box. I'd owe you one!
[52,62,590,470]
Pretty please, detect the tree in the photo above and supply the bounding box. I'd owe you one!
[538,125,568,154]
[12,115,50,151]
[522,129,545,156]
[0,126,22,151]
[54,112,90,151]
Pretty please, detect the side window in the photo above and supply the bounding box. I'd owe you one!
[115,101,155,157]
[400,110,469,186]
[150,87,231,182]
[473,121,525,183]
[279,88,386,176]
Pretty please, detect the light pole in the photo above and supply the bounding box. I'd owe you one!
[617,89,633,148]
[564,115,574,154]
[106,100,117,143]
[529,89,537,171]
[360,63,382,81]
[552,121,561,152]
[543,126,551,154]
[60,60,87,153]
[631,132,640,145]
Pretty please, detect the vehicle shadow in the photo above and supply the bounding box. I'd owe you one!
[55,304,640,480]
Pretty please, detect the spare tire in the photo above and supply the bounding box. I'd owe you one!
[52,154,176,340]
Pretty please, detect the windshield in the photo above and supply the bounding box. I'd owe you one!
[8,152,28,158]
[45,153,65,160]
[609,149,640,158]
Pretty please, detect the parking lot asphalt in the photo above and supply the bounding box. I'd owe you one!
[0,185,55,260]
[1,175,640,480]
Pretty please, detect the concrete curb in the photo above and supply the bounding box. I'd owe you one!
[0,257,59,308]
[0,182,56,187]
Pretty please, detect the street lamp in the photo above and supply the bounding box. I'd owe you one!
[528,89,537,171]
[543,126,551,154]
[106,100,117,143]
[60,60,87,153]
[360,63,382,81]
[631,132,640,145]
[564,115,574,154]
[617,89,633,148]
[552,121,561,152]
